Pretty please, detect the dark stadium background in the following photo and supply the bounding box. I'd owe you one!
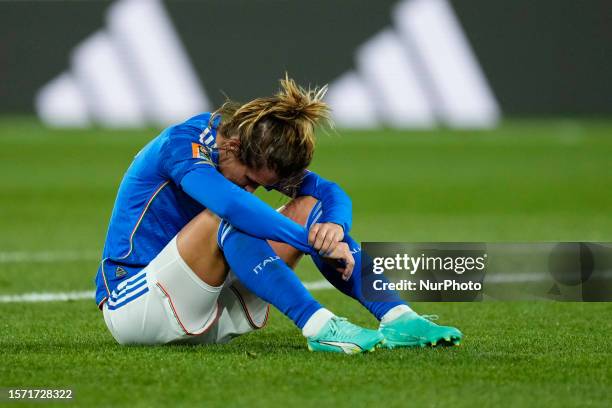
[0,0,610,115]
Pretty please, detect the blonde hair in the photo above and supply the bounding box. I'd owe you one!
[215,74,331,180]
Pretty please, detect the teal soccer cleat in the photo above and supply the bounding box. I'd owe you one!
[379,312,463,348]
[307,316,385,354]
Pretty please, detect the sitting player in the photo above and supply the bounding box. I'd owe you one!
[95,75,462,353]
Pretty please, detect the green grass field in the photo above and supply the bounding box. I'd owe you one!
[1,117,611,407]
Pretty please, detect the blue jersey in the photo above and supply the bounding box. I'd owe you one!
[95,113,352,310]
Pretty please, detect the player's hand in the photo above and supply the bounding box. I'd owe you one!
[308,222,345,256]
[321,242,354,281]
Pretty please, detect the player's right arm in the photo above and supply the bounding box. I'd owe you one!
[159,132,316,255]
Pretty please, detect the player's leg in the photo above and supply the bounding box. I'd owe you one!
[304,201,407,318]
[270,197,402,320]
[304,203,463,347]
[216,196,384,353]
[198,197,317,345]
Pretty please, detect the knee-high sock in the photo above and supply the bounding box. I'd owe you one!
[307,204,407,320]
[218,221,322,329]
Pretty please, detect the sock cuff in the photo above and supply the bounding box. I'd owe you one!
[381,304,415,323]
[301,308,334,337]
[305,200,323,231]
[217,219,235,250]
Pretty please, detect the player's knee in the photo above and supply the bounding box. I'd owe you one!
[199,209,222,228]
[179,209,221,240]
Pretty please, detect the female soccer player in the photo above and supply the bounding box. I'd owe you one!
[95,76,462,353]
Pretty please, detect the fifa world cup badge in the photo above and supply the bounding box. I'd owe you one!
[191,143,214,166]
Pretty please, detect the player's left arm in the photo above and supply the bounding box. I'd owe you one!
[275,170,352,255]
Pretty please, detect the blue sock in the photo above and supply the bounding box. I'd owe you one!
[218,221,323,329]
[306,203,407,320]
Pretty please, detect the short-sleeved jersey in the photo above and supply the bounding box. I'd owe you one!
[95,113,221,310]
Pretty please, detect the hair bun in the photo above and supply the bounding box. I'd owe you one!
[274,74,330,126]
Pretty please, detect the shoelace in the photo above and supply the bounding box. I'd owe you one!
[420,314,439,322]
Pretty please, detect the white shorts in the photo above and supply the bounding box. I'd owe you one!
[102,237,269,345]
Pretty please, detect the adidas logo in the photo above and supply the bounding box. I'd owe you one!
[35,0,209,128]
[35,0,498,130]
[326,0,500,129]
